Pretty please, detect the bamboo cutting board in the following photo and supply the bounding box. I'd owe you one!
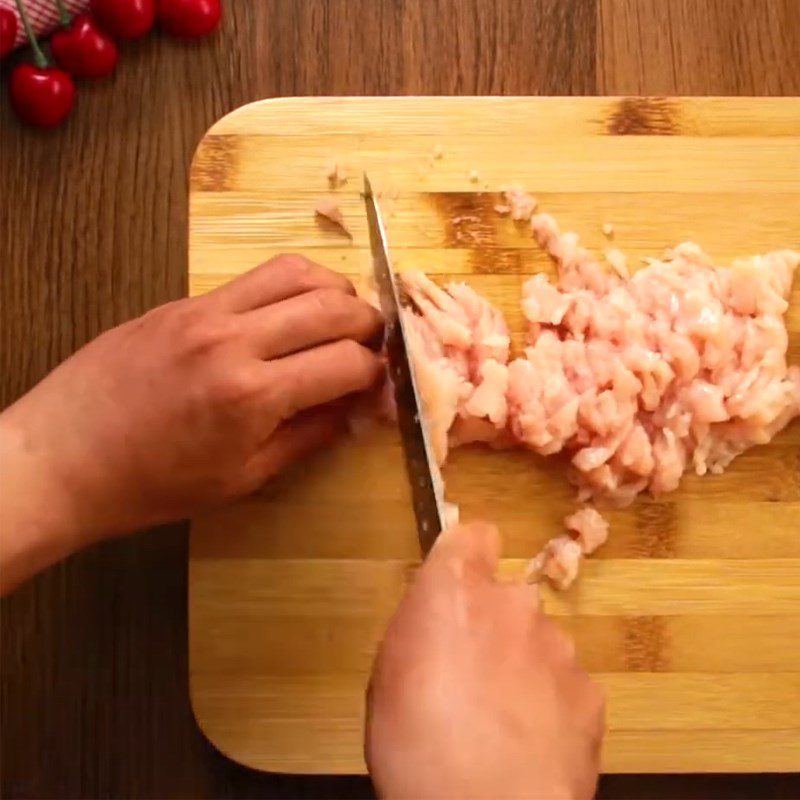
[188,97,800,774]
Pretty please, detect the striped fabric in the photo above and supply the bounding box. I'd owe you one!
[1,0,89,50]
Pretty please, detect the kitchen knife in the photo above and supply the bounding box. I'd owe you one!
[363,174,446,554]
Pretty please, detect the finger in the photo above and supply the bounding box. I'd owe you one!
[492,581,544,635]
[244,288,383,360]
[425,521,501,579]
[267,339,384,417]
[245,402,348,482]
[208,254,355,313]
[502,580,542,614]
[546,620,577,664]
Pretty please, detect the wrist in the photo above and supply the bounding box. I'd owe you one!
[0,404,94,594]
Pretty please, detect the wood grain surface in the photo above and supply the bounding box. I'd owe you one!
[2,1,800,798]
[188,96,800,775]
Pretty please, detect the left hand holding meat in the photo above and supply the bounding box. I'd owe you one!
[0,255,383,595]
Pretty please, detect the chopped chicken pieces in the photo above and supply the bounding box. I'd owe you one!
[369,188,798,590]
[511,212,799,507]
[526,536,583,590]
[564,508,609,555]
[604,247,629,278]
[400,270,511,464]
[526,508,609,590]
[314,198,351,238]
[496,187,539,221]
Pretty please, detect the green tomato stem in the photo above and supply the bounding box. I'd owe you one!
[54,0,71,27]
[13,0,48,68]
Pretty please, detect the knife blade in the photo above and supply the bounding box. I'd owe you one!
[363,174,446,554]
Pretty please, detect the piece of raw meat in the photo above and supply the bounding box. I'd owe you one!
[399,270,512,465]
[564,507,609,555]
[314,198,351,237]
[377,191,798,590]
[508,198,799,508]
[526,535,583,590]
[495,187,539,221]
[526,509,610,590]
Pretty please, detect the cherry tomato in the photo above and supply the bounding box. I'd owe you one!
[51,13,119,79]
[157,0,221,38]
[0,6,18,58]
[91,0,156,40]
[9,64,76,128]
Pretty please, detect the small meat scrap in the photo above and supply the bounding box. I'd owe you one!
[314,198,352,238]
[526,536,583,590]
[602,222,615,238]
[525,508,608,590]
[564,507,609,555]
[324,160,348,189]
[496,187,538,221]
[468,169,480,183]
[604,247,629,278]
[432,144,444,160]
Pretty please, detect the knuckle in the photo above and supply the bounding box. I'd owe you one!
[340,338,374,371]
[274,252,314,271]
[279,253,324,283]
[182,312,237,355]
[309,287,352,321]
[259,370,295,419]
[209,363,261,406]
[277,253,354,294]
[138,298,189,333]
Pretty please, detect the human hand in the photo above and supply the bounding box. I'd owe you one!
[1,255,383,555]
[365,523,604,800]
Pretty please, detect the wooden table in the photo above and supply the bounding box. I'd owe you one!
[1,2,798,798]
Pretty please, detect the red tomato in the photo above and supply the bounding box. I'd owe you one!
[91,0,156,40]
[0,6,18,58]
[9,64,76,128]
[157,0,221,38]
[51,14,119,79]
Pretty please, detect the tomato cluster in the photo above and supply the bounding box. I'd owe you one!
[3,0,222,128]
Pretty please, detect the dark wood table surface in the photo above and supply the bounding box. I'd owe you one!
[2,1,799,797]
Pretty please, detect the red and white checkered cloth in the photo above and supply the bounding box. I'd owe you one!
[1,0,89,50]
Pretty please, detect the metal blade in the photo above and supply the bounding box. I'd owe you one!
[363,174,445,554]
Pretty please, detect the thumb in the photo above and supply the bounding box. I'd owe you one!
[424,521,501,579]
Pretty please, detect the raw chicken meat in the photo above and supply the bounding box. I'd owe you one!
[564,507,609,555]
[399,270,511,465]
[525,535,583,591]
[385,191,797,589]
[509,205,799,507]
[494,187,539,221]
[525,509,609,590]
[314,198,351,237]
